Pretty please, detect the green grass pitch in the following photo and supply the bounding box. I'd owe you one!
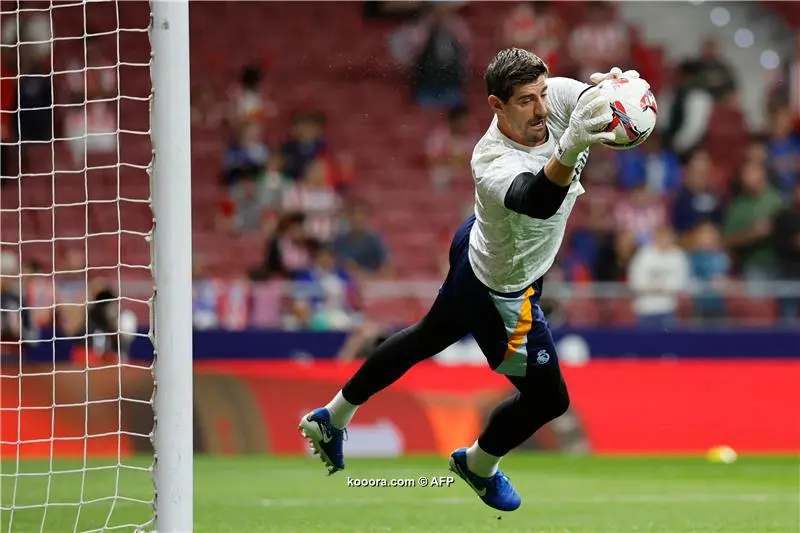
[2,455,798,532]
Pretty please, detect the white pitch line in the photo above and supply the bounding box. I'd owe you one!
[260,497,473,507]
[260,494,798,507]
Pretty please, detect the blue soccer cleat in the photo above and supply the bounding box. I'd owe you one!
[298,408,346,475]
[448,447,521,512]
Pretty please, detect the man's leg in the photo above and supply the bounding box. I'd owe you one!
[471,322,569,465]
[449,284,569,511]
[301,212,478,474]
[299,293,469,473]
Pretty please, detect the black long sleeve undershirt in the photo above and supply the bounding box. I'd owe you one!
[503,169,570,219]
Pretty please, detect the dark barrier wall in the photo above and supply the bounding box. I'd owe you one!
[18,326,800,364]
[4,359,798,458]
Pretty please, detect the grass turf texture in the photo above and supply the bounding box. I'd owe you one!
[1,455,797,532]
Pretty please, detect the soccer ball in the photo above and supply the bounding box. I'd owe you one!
[595,76,658,150]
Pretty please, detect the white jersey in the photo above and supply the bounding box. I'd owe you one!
[468,77,590,293]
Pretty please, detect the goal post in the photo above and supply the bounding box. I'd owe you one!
[0,0,193,531]
[150,0,193,532]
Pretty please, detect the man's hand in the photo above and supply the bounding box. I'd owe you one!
[589,66,640,85]
[555,89,615,166]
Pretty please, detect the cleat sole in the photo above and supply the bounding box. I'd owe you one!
[298,415,342,475]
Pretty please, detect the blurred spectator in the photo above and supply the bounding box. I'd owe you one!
[617,131,681,193]
[16,42,53,155]
[550,242,593,284]
[500,1,565,73]
[282,158,342,242]
[686,222,730,323]
[628,26,661,94]
[746,134,782,186]
[21,259,53,329]
[191,84,225,131]
[701,93,749,181]
[64,39,115,104]
[425,105,477,189]
[258,151,292,225]
[680,38,737,101]
[289,242,358,331]
[671,150,723,239]
[769,32,800,117]
[614,182,667,246]
[226,168,272,233]
[663,62,714,158]
[567,1,630,81]
[3,14,52,171]
[0,47,15,181]
[594,229,636,282]
[323,152,356,194]
[570,195,616,275]
[723,161,785,281]
[333,202,391,277]
[766,106,800,193]
[252,211,311,280]
[281,110,327,181]
[227,64,277,136]
[282,240,389,359]
[221,123,269,190]
[772,182,800,321]
[0,251,35,358]
[63,38,116,165]
[627,226,690,327]
[193,257,219,330]
[408,3,471,108]
[2,12,51,61]
[70,285,137,367]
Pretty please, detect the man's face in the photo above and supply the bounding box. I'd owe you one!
[491,75,549,146]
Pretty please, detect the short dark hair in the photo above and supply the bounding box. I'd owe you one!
[485,48,549,103]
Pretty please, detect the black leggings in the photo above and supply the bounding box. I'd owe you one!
[341,295,570,457]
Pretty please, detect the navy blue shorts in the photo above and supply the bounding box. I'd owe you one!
[435,215,559,378]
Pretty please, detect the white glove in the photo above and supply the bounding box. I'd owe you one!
[589,66,640,85]
[555,89,615,166]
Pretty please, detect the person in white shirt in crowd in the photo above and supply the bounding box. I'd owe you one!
[627,225,691,327]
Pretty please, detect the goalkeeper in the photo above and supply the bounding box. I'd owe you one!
[300,49,637,512]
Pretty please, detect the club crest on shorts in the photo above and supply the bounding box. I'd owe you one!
[536,349,550,365]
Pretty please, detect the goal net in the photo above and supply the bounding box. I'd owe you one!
[0,1,192,531]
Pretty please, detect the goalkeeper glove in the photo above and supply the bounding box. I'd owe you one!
[555,89,615,167]
[589,66,640,85]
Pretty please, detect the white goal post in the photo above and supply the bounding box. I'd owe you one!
[151,0,193,531]
[0,0,193,531]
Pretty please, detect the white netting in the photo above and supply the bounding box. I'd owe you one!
[0,1,156,531]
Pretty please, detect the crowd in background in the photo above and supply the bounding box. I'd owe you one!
[190,1,800,328]
[2,1,800,350]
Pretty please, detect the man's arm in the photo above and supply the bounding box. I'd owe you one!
[502,157,577,219]
[502,89,613,219]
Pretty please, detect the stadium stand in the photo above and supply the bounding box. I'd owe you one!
[1,1,798,332]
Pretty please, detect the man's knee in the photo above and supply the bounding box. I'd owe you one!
[519,378,570,421]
